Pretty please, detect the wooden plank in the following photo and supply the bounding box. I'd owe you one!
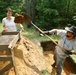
[0,35,15,45]
[0,32,20,75]
[0,55,12,61]
[0,32,20,51]
[8,33,20,49]
[0,45,9,50]
[10,48,18,75]
[2,31,19,35]
[0,61,13,74]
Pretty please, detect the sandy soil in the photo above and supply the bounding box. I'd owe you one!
[0,36,66,75]
[0,36,46,75]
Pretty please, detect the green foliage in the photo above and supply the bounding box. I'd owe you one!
[0,0,25,20]
[37,0,76,28]
[35,0,62,29]
[0,0,76,28]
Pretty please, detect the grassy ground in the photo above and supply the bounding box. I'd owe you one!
[22,24,60,42]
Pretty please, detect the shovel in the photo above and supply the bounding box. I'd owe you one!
[20,12,67,52]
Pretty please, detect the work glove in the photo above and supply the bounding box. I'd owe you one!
[43,31,50,34]
[64,50,72,55]
[40,31,50,36]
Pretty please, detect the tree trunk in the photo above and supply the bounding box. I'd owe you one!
[25,0,30,15]
[25,0,31,28]
[31,0,36,23]
[67,0,71,18]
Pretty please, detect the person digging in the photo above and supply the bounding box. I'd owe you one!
[45,26,76,75]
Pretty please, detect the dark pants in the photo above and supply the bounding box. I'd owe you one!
[52,53,65,75]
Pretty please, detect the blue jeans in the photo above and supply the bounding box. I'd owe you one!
[55,53,65,75]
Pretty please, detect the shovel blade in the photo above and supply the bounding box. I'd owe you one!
[21,12,32,24]
[14,12,32,24]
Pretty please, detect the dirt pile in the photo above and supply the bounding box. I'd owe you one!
[0,36,67,75]
[2,36,47,75]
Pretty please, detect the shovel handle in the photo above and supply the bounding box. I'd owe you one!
[30,21,66,52]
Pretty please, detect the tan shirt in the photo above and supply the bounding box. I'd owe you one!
[55,29,76,59]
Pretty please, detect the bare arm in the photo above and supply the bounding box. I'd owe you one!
[17,23,24,31]
[2,25,8,32]
[49,29,57,34]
